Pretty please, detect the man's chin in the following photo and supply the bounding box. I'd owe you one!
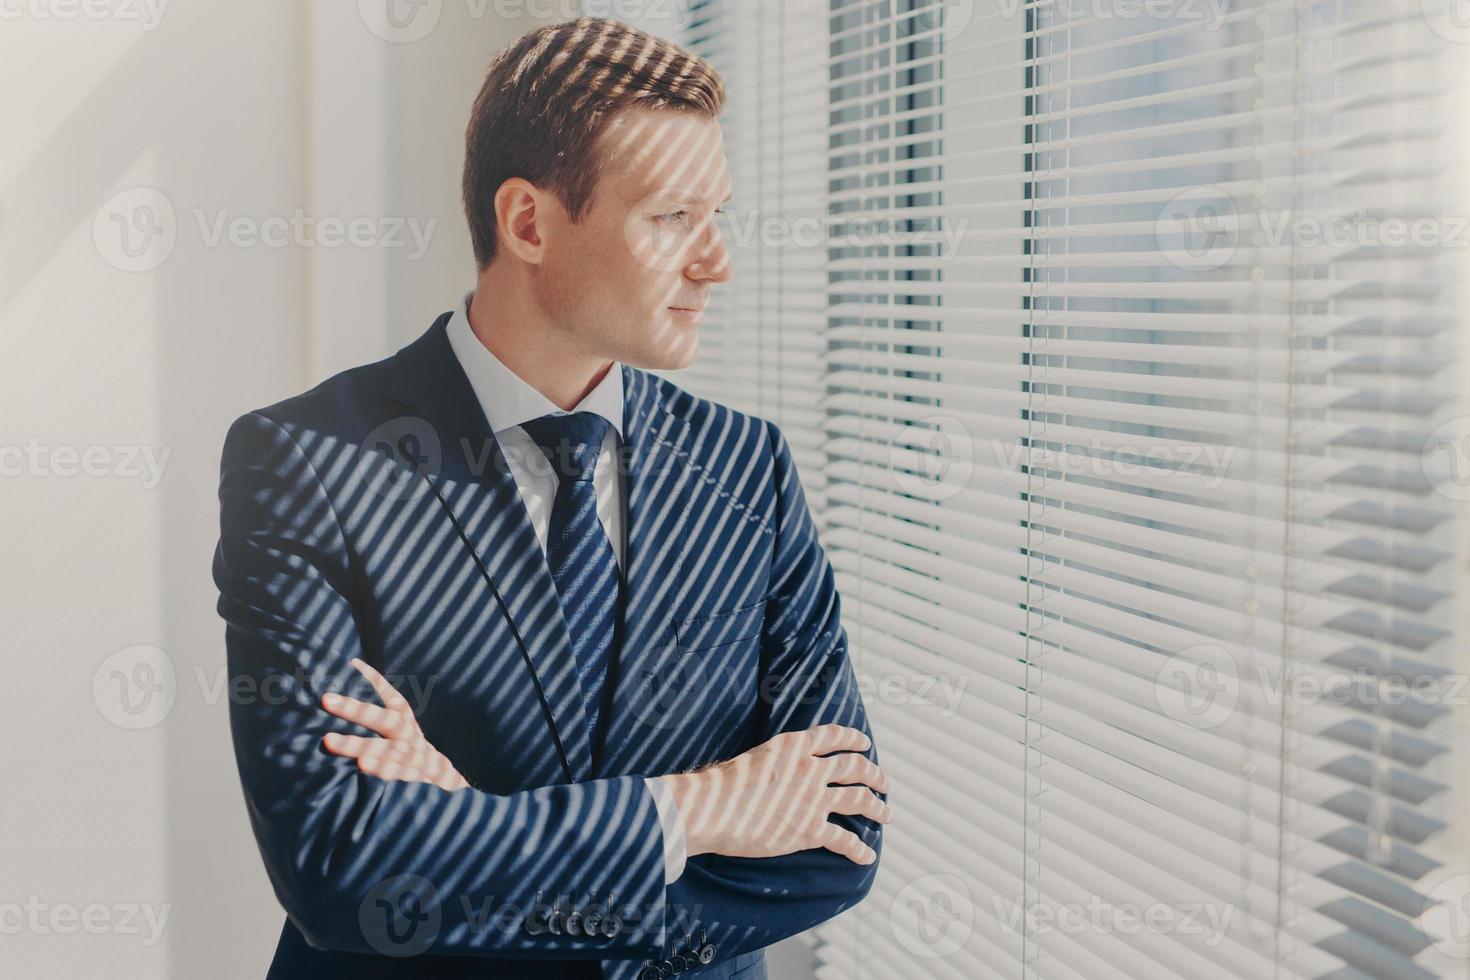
[666,337,699,370]
[628,333,699,372]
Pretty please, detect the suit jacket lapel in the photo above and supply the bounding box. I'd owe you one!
[385,313,593,783]
[598,364,696,776]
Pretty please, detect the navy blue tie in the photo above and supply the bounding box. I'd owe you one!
[519,411,621,758]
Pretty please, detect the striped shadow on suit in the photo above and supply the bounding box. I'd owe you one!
[212,310,882,979]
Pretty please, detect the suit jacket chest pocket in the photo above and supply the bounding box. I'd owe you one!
[673,598,764,655]
[653,599,764,756]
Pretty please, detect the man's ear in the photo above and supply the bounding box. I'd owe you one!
[494,177,548,264]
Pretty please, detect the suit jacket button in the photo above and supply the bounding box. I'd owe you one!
[583,907,602,935]
[520,899,543,934]
[637,967,660,980]
[698,944,715,965]
[565,908,583,936]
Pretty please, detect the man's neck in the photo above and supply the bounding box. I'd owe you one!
[466,269,614,412]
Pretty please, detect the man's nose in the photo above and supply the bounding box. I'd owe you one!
[686,217,733,284]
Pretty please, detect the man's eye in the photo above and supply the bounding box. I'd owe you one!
[655,210,689,225]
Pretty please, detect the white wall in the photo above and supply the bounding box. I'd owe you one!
[0,2,545,976]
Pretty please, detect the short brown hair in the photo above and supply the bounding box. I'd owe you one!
[462,17,726,269]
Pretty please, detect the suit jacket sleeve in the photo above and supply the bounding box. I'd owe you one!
[213,410,672,960]
[654,419,884,961]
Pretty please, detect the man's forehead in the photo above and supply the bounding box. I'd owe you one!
[601,111,732,200]
[628,167,733,205]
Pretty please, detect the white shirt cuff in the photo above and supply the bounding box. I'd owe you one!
[644,775,688,885]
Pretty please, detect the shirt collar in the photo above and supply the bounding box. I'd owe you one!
[445,290,624,440]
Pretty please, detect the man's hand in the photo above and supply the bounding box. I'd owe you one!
[661,724,891,865]
[319,658,469,791]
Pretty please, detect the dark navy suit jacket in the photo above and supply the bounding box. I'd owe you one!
[212,310,882,978]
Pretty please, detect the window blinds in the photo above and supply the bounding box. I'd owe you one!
[672,1,1469,978]
[674,0,834,511]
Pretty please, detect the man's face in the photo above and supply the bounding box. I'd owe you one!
[537,107,734,371]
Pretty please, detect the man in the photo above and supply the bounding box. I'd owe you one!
[212,17,888,980]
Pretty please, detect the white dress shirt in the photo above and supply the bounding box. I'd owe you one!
[446,291,687,885]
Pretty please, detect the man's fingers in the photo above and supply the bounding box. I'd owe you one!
[346,746,429,787]
[800,723,872,758]
[419,753,470,790]
[357,750,464,789]
[812,822,877,865]
[321,692,402,737]
[322,731,409,762]
[322,732,466,788]
[823,752,889,794]
[348,657,409,710]
[360,753,427,782]
[322,731,374,759]
[826,786,892,823]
